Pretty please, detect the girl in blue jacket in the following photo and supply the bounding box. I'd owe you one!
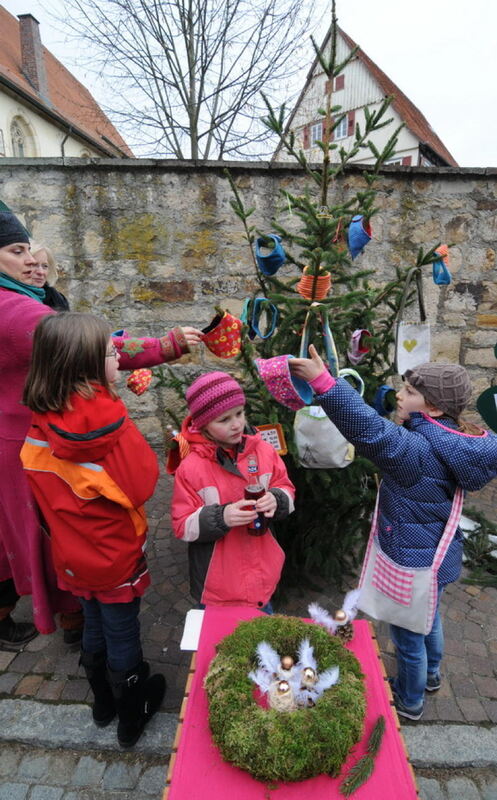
[290,346,497,720]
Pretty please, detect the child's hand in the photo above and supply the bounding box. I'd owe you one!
[289,344,326,382]
[255,491,277,519]
[180,326,203,346]
[224,499,258,528]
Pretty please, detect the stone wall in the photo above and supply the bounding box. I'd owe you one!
[1,157,497,518]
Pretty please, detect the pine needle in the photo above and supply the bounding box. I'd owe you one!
[339,715,386,796]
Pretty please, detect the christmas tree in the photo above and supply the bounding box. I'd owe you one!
[222,0,439,588]
[158,0,439,589]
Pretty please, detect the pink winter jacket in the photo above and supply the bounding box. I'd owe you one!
[171,421,295,607]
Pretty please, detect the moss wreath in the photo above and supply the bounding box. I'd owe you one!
[204,614,366,783]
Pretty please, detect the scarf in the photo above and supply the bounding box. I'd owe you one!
[0,272,45,302]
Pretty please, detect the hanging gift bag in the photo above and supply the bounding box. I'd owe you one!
[357,486,463,634]
[395,265,431,374]
[294,308,364,469]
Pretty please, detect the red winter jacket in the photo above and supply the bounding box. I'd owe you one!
[20,386,159,593]
[171,418,295,607]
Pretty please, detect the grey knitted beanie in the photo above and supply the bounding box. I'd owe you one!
[403,362,472,419]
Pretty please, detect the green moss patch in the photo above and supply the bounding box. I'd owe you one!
[204,615,365,783]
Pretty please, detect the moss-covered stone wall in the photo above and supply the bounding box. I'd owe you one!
[2,157,497,516]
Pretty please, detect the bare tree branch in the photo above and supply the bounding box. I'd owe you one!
[55,0,322,158]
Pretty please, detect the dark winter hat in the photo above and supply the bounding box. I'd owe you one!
[186,371,246,429]
[404,362,472,419]
[0,211,30,249]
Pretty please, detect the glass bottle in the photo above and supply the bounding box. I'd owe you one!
[244,454,267,536]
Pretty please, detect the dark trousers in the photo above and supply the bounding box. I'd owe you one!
[79,596,143,671]
[0,578,19,621]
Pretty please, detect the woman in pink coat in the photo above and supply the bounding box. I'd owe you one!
[0,210,201,648]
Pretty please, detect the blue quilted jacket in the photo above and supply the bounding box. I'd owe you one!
[315,378,497,586]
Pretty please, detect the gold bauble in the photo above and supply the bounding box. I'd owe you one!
[303,667,316,681]
[277,680,290,694]
[334,609,348,623]
[281,656,294,670]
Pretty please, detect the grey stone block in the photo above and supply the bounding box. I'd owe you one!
[0,784,28,800]
[72,755,106,787]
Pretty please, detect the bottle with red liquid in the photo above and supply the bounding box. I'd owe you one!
[244,454,267,536]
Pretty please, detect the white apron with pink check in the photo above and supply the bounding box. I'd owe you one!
[357,486,464,635]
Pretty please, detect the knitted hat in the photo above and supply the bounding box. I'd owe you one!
[404,362,472,419]
[186,371,246,429]
[0,211,30,249]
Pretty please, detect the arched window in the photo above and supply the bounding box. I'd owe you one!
[10,116,36,157]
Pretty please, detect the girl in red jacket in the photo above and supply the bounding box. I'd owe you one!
[170,371,295,610]
[21,312,165,749]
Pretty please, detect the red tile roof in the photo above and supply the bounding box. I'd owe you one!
[338,27,457,167]
[277,25,457,167]
[0,5,132,157]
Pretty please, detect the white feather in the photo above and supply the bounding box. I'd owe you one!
[314,666,340,694]
[296,638,317,672]
[342,588,361,621]
[308,602,338,635]
[256,641,281,675]
[248,668,273,694]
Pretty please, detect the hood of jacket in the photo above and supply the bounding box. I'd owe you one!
[166,414,262,474]
[408,413,497,491]
[31,386,131,463]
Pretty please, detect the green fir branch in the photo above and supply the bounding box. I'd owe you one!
[339,716,386,796]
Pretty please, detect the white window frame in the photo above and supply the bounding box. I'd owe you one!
[311,121,323,145]
[334,115,348,140]
[384,157,403,165]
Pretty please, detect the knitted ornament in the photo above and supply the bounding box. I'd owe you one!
[202,311,242,358]
[126,368,152,396]
[404,362,471,419]
[186,371,245,429]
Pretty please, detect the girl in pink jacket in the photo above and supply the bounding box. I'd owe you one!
[170,372,295,610]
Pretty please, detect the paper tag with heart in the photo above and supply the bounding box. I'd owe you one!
[396,322,430,374]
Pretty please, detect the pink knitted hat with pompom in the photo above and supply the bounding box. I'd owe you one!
[186,371,246,429]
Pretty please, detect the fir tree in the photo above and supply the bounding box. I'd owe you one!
[159,0,440,590]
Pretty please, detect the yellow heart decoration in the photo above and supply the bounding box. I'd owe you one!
[403,339,418,352]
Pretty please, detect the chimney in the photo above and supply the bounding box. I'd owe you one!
[18,13,49,100]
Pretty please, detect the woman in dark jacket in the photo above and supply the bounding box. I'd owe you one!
[30,242,70,310]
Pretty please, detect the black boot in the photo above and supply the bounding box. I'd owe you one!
[108,661,166,748]
[0,615,38,651]
[80,650,116,727]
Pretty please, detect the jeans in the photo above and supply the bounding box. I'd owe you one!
[390,597,444,710]
[79,597,142,672]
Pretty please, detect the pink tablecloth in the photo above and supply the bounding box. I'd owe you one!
[168,607,417,799]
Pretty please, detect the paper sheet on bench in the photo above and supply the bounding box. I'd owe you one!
[180,609,205,650]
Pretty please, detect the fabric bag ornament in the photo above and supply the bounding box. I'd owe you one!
[296,267,332,301]
[476,385,497,433]
[240,297,279,340]
[432,244,451,285]
[357,486,463,634]
[294,308,365,469]
[255,354,313,411]
[373,384,396,417]
[347,328,372,365]
[347,215,372,260]
[201,310,242,358]
[395,265,430,374]
[255,234,286,276]
[126,368,152,396]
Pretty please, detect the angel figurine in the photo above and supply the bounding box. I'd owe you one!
[308,588,361,642]
[292,638,340,707]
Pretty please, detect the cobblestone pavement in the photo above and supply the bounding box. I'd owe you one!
[1,473,497,798]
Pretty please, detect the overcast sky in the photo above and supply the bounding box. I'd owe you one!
[4,0,496,167]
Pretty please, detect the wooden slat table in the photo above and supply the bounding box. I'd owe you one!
[163,608,418,799]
